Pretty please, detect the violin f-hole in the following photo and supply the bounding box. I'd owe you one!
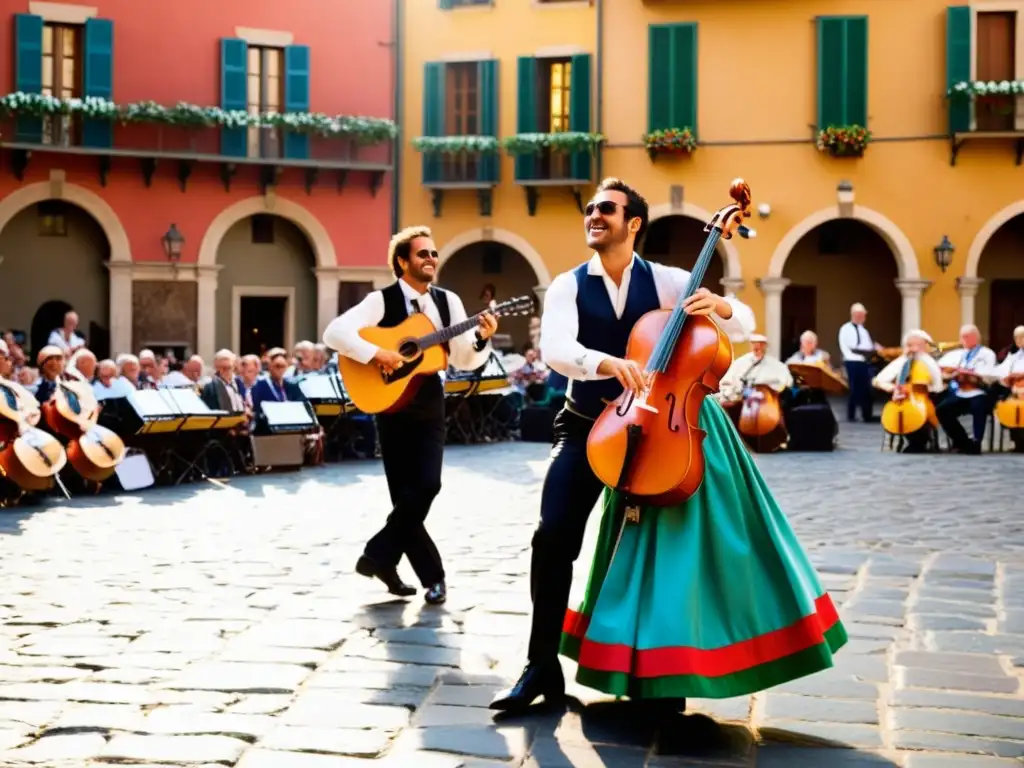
[664,392,680,433]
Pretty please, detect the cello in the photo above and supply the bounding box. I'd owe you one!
[586,179,755,505]
[880,354,937,437]
[737,384,787,453]
[994,373,1024,430]
[42,376,126,484]
[0,377,68,493]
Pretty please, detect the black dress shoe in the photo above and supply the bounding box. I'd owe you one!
[424,582,447,605]
[355,555,416,597]
[489,663,565,712]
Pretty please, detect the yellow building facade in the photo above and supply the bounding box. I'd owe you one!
[400,0,1024,359]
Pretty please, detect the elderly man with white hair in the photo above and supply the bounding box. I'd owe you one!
[68,348,97,382]
[200,349,246,413]
[786,330,830,365]
[838,302,883,424]
[936,324,998,454]
[138,349,160,389]
[993,325,1024,452]
[47,310,85,355]
[116,354,142,390]
[872,329,944,453]
[93,359,134,400]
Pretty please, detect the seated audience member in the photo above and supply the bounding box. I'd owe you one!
[93,359,134,400]
[68,349,97,382]
[237,354,262,406]
[117,354,142,390]
[34,346,66,403]
[250,348,306,414]
[201,349,247,413]
[510,346,550,402]
[138,349,161,389]
[48,311,86,355]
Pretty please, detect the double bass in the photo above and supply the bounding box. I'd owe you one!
[0,377,68,493]
[586,179,755,505]
[737,383,787,453]
[42,376,125,483]
[880,354,937,436]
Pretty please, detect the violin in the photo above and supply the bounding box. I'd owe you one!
[880,354,937,436]
[995,374,1024,430]
[737,383,788,453]
[42,376,126,483]
[586,179,755,505]
[0,377,68,492]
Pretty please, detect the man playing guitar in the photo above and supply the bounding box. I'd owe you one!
[323,226,498,605]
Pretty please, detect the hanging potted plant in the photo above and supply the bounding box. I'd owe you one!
[816,125,871,158]
[642,127,698,159]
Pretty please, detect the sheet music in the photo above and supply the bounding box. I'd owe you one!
[260,400,316,426]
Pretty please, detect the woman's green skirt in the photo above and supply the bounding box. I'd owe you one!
[560,398,847,700]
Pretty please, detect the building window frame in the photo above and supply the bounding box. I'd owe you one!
[41,21,83,146]
[969,1,1024,130]
[246,45,285,159]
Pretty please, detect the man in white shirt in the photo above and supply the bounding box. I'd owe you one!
[786,330,830,365]
[47,311,86,355]
[993,325,1024,452]
[872,329,944,453]
[936,324,998,454]
[323,225,497,607]
[837,303,882,423]
[489,177,755,715]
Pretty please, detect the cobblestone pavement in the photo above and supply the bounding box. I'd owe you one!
[0,416,1021,767]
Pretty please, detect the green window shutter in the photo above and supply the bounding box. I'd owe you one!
[947,6,972,134]
[283,44,311,159]
[82,18,114,148]
[648,24,697,134]
[422,62,446,184]
[220,37,248,157]
[568,53,592,180]
[14,14,44,143]
[515,56,538,181]
[816,16,869,128]
[478,58,499,183]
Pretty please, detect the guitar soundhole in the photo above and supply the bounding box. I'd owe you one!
[398,339,420,359]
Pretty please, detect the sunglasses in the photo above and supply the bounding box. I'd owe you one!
[584,200,623,217]
[414,249,439,260]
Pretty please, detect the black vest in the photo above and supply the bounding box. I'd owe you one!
[567,257,661,419]
[380,281,451,330]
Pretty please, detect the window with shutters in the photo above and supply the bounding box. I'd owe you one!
[41,23,82,146]
[247,46,284,159]
[538,58,572,179]
[975,12,1017,131]
[444,63,480,181]
[815,16,868,129]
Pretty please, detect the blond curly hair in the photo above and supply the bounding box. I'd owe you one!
[387,225,433,278]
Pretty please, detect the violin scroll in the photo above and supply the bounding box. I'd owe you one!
[705,178,756,240]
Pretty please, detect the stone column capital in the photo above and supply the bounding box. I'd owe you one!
[757,277,791,295]
[894,278,932,298]
[955,276,985,296]
[719,277,746,294]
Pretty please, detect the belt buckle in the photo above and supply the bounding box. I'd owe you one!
[624,505,641,524]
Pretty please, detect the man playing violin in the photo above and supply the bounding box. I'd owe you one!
[936,324,997,455]
[490,178,755,714]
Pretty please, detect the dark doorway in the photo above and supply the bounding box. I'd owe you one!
[239,296,287,357]
[30,300,74,358]
[781,285,818,360]
[990,279,1024,348]
[338,281,373,314]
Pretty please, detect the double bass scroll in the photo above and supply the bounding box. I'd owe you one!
[586,179,756,506]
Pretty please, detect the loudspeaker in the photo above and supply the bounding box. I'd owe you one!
[251,434,305,467]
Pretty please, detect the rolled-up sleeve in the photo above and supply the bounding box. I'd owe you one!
[322,291,386,365]
[445,291,492,372]
[539,272,613,381]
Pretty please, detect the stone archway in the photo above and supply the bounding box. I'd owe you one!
[437,238,547,351]
[762,206,926,357]
[647,202,743,292]
[962,202,1024,343]
[196,196,338,362]
[438,227,552,292]
[0,181,132,355]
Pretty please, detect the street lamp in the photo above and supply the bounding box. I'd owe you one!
[933,235,955,273]
[162,224,185,263]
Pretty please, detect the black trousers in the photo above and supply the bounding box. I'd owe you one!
[365,375,446,587]
[528,408,605,665]
[844,361,873,421]
[937,392,989,450]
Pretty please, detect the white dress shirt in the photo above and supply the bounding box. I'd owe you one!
[994,349,1024,383]
[323,279,492,373]
[872,354,944,393]
[540,253,756,381]
[720,352,794,401]
[838,322,874,363]
[48,328,85,353]
[92,377,134,401]
[159,371,194,389]
[937,345,998,399]
[786,349,830,365]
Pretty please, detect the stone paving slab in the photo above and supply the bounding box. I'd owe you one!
[0,418,1020,767]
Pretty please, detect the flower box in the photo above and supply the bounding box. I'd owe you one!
[816,125,871,158]
[411,135,499,155]
[643,127,698,159]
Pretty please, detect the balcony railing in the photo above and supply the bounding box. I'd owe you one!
[947,80,1024,166]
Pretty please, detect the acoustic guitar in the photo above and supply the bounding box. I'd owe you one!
[42,377,126,483]
[339,295,534,414]
[0,377,68,492]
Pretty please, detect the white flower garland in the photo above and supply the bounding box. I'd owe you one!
[948,79,1024,97]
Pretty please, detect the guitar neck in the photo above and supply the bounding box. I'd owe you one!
[418,314,482,350]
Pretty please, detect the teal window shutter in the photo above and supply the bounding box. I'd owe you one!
[515,56,538,181]
[423,62,446,183]
[568,53,592,180]
[478,59,499,183]
[816,16,869,128]
[14,14,44,143]
[283,45,311,159]
[439,0,454,8]
[648,23,697,134]
[947,6,972,134]
[82,18,114,148]
[220,37,248,157]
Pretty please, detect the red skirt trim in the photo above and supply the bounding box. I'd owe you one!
[562,594,841,679]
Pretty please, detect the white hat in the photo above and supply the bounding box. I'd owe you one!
[0,339,8,357]
[749,333,768,343]
[850,302,867,313]
[902,329,933,346]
